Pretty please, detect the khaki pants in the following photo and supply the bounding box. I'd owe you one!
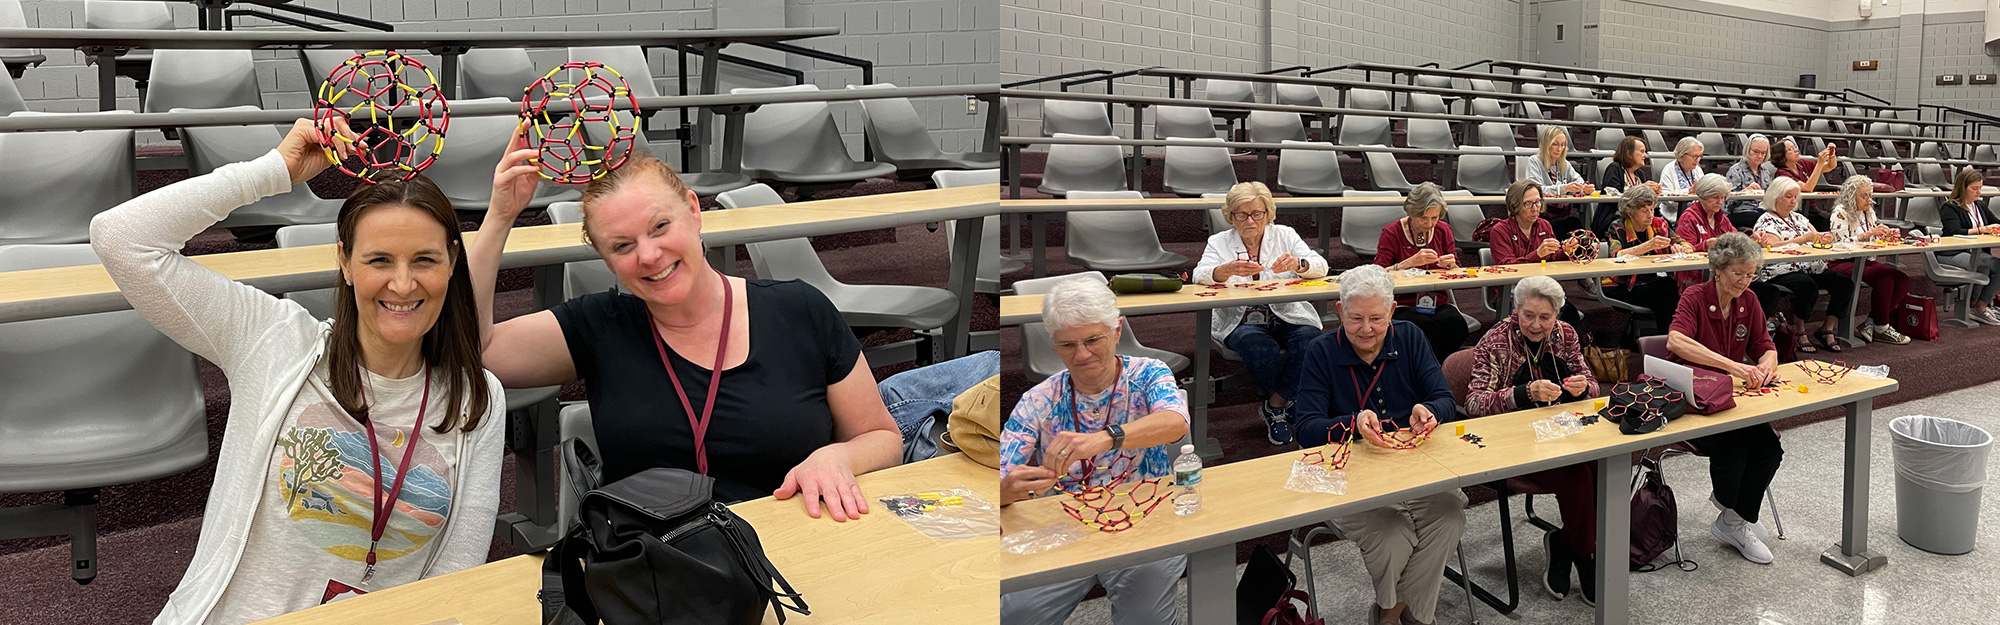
[1331,489,1469,624]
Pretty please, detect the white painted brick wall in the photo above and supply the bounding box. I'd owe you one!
[9,0,994,157]
[1595,0,1825,88]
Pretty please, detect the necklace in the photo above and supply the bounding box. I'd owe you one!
[1403,219,1430,246]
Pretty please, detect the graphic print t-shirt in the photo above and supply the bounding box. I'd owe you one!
[207,364,461,625]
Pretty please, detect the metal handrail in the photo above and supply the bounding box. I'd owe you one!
[1002,69,1111,90]
[224,1,394,32]
[1451,59,1494,71]
[752,41,873,86]
[1301,64,1355,78]
[1841,88,1891,106]
[1416,62,1440,68]
[667,44,803,84]
[1258,65,1311,75]
[1061,66,1159,94]
[225,9,338,32]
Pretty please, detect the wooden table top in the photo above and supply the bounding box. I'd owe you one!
[256,453,999,625]
[0,185,998,324]
[1000,361,1898,592]
[999,233,2000,325]
[998,189,1975,212]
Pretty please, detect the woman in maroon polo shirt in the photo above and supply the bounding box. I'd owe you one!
[1491,180,1582,324]
[1373,182,1469,363]
[1673,174,1749,290]
[1666,232,1783,566]
[1772,137,1839,230]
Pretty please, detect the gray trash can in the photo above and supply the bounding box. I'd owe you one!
[1890,416,1993,555]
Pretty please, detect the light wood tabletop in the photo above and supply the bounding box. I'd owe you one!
[997,190,1979,212]
[1000,439,1459,592]
[998,233,2000,325]
[255,453,999,625]
[0,185,998,324]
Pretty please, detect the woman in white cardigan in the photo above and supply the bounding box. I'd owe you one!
[1192,182,1329,445]
[91,119,506,625]
[1522,125,1594,234]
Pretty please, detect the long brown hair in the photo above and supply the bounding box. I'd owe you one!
[327,176,490,433]
[1614,135,1647,171]
[576,152,694,250]
[1950,166,1985,206]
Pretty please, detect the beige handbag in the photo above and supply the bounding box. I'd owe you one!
[942,375,1002,469]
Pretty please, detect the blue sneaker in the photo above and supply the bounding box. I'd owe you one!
[1260,402,1294,445]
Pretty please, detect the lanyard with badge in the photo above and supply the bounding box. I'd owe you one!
[1238,246,1274,327]
[323,365,431,603]
[648,270,736,475]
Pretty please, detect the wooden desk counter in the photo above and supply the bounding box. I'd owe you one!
[256,453,999,625]
[1001,442,1457,592]
[0,185,998,324]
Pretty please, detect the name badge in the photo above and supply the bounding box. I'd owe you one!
[1415,295,1437,315]
[1244,309,1270,326]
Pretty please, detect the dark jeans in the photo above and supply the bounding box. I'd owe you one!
[1224,319,1322,402]
[1749,270,1854,323]
[1393,304,1469,364]
[1692,422,1784,524]
[877,350,1000,463]
[1606,276,1681,336]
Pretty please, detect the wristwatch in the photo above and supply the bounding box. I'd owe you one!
[1106,424,1126,450]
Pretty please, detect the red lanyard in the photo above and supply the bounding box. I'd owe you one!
[648,270,735,475]
[360,364,430,583]
[1341,326,1393,411]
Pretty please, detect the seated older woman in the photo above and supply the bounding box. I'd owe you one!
[1667,232,1784,565]
[1490,179,1582,323]
[1723,134,1773,228]
[1656,136,1705,221]
[1937,166,2000,325]
[1523,125,1594,233]
[1604,185,1690,334]
[1194,181,1330,445]
[1374,182,1469,363]
[1465,276,1600,604]
[1673,173,1739,290]
[999,276,1191,624]
[1293,264,1464,625]
[1828,175,1913,345]
[1750,176,1853,353]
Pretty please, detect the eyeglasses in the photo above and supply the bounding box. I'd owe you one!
[1052,334,1112,354]
[1229,211,1270,223]
[1720,268,1759,281]
[1521,199,1545,209]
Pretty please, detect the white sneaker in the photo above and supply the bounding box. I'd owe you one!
[1873,324,1912,345]
[1711,514,1774,564]
[1856,323,1874,343]
[1980,309,2000,326]
[1709,498,1771,542]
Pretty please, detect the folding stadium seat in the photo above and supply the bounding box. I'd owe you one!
[0,69,24,115]
[1594,128,1627,154]
[1469,98,1507,118]
[1055,190,1188,273]
[1415,75,1453,89]
[733,84,898,185]
[1036,133,1127,197]
[1519,100,1547,120]
[1661,111,1689,127]
[459,48,539,101]
[1348,88,1392,111]
[174,106,342,229]
[144,49,260,113]
[1162,137,1238,197]
[1405,118,1456,150]
[1571,104,1604,125]
[0,112,134,245]
[718,184,959,342]
[544,202,621,300]
[1697,132,1727,158]
[85,0,172,108]
[1248,110,1309,143]
[1277,140,1346,196]
[1152,104,1219,139]
[1339,190,1405,257]
[1039,99,1114,137]
[1739,114,1769,132]
[1474,121,1525,152]
[931,169,1017,294]
[848,83,1001,172]
[1406,93,1448,114]
[1203,78,1256,103]
[1274,83,1322,107]
[1360,147,1415,194]
[0,243,206,585]
[1455,146,1512,196]
[1338,113,1393,147]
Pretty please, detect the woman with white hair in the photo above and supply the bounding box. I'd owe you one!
[1723,134,1774,227]
[1667,233,1785,565]
[1374,182,1470,363]
[1673,173,1747,290]
[999,275,1191,625]
[1657,136,1706,221]
[1292,264,1464,625]
[1749,177,1853,352]
[1827,175,1913,345]
[1523,124,1593,233]
[1604,185,1689,335]
[1194,181,1330,445]
[1465,276,1601,604]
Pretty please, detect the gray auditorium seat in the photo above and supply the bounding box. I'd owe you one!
[1740,114,1768,132]
[1519,101,1547,120]
[932,168,1017,293]
[1415,75,1454,90]
[1976,145,1996,164]
[459,48,540,101]
[545,201,622,300]
[1361,146,1414,194]
[1202,79,1256,103]
[412,97,580,211]
[849,83,1001,172]
[733,85,898,184]
[0,0,43,79]
[1340,190,1404,258]
[1162,137,1238,197]
[1015,271,1188,383]
[1274,83,1322,107]
[0,68,25,115]
[270,223,341,320]
[85,0,172,108]
[1474,122,1523,152]
[1059,190,1187,273]
[1594,127,1627,153]
[1696,132,1727,158]
[1338,113,1393,147]
[1405,118,1456,150]
[1036,133,1126,196]
[1277,140,1346,196]
[0,243,206,585]
[1455,146,1511,196]
[1572,105,1604,125]
[1468,98,1506,118]
[1348,88,1392,111]
[144,50,261,113]
[1662,111,1688,127]
[1917,142,1947,160]
[1248,110,1309,143]
[1041,99,1114,137]
[0,112,135,245]
[717,184,958,333]
[174,106,342,229]
[1407,93,1448,114]
[1153,104,1219,139]
[1468,79,1500,93]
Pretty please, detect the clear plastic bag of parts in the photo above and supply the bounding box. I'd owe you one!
[877,488,999,540]
[1534,411,1588,442]
[1002,523,1087,555]
[1856,364,1890,379]
[1285,461,1349,495]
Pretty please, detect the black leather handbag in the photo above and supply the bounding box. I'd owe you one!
[541,438,810,625]
[1597,375,1687,435]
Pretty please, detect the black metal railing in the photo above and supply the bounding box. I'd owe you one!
[1002,69,1112,90]
[225,2,394,31]
[1840,88,1891,106]
[1301,64,1355,78]
[1258,65,1311,75]
[1061,66,1159,94]
[667,44,804,84]
[1452,59,1494,71]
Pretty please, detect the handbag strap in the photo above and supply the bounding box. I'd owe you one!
[716,508,811,622]
[541,533,599,625]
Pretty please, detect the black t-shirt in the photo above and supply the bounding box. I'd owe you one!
[552,279,863,503]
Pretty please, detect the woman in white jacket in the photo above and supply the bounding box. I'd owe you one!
[1193,182,1329,445]
[90,119,506,625]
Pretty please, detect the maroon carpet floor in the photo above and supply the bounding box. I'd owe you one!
[0,172,996,625]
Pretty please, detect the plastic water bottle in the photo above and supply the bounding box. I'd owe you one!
[1172,444,1203,515]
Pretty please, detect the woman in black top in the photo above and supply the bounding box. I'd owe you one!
[1937,166,2000,325]
[1595,136,1664,235]
[470,138,903,520]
